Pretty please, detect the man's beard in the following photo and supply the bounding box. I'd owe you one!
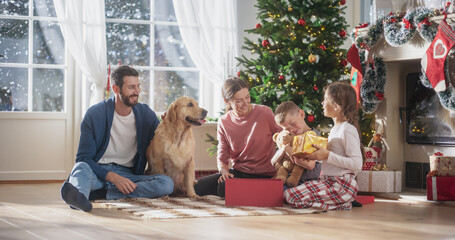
[120,92,139,107]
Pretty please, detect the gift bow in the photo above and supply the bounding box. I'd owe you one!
[418,17,432,28]
[402,18,415,29]
[434,152,444,156]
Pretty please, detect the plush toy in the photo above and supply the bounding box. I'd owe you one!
[270,130,305,187]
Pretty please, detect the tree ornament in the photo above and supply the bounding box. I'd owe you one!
[308,54,317,63]
[255,23,262,29]
[288,6,293,12]
[307,115,315,122]
[340,0,346,5]
[262,39,270,47]
[313,86,318,91]
[319,45,326,50]
[339,29,346,38]
[279,75,284,80]
[237,71,241,77]
[298,19,306,26]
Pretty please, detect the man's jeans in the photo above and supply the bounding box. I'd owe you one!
[69,162,174,200]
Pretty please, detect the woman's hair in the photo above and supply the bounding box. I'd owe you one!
[222,77,249,111]
[326,82,365,161]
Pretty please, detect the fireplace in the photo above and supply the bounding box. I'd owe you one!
[405,73,455,145]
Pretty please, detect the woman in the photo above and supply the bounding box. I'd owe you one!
[194,77,282,197]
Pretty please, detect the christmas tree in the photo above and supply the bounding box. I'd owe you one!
[237,0,349,130]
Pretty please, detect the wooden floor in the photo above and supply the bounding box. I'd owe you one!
[0,183,454,240]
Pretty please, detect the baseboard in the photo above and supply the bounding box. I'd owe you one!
[0,179,65,184]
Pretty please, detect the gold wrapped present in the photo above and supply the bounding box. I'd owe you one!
[291,131,328,158]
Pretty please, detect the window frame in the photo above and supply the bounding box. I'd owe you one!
[0,5,67,113]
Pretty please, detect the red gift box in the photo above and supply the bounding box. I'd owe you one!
[426,176,455,201]
[225,178,283,207]
[355,195,374,205]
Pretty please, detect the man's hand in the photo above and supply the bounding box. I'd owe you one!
[218,167,234,183]
[106,172,137,195]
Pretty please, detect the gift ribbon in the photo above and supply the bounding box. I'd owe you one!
[432,176,437,200]
[368,170,373,192]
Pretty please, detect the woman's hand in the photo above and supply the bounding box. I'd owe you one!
[304,144,330,161]
[218,169,234,183]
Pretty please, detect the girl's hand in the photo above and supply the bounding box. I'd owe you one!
[304,144,330,161]
[218,169,234,183]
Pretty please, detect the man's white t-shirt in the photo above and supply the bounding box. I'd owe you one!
[98,110,137,167]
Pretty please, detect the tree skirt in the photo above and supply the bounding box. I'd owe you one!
[95,195,323,219]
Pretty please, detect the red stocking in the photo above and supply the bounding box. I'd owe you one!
[421,20,455,92]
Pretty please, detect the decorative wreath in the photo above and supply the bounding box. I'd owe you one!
[383,11,416,47]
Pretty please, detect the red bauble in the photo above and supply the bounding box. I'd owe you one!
[313,86,318,91]
[255,23,262,29]
[341,59,348,67]
[307,115,315,122]
[375,92,384,100]
[262,39,270,47]
[237,71,241,77]
[339,29,346,38]
[319,45,326,50]
[298,19,306,26]
[340,0,346,5]
[279,75,284,80]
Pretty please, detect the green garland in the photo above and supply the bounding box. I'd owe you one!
[360,57,387,113]
[351,6,455,112]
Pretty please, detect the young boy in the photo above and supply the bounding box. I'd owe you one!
[274,101,322,188]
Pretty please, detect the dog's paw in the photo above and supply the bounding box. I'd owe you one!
[187,193,200,199]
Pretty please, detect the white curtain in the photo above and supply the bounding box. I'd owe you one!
[172,0,239,85]
[54,0,107,106]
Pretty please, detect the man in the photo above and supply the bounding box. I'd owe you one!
[60,66,174,212]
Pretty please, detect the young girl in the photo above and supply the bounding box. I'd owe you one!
[284,82,363,210]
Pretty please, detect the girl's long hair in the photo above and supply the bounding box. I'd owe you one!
[326,82,366,161]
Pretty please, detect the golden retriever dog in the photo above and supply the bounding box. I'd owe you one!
[146,96,207,198]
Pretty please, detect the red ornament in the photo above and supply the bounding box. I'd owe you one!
[313,86,318,91]
[279,75,284,80]
[262,39,270,47]
[237,71,241,77]
[340,59,348,67]
[375,92,384,100]
[319,45,326,50]
[339,0,346,5]
[307,115,315,122]
[434,152,444,156]
[339,29,346,38]
[255,23,262,29]
[298,19,306,26]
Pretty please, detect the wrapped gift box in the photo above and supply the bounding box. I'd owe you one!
[355,195,374,205]
[225,179,283,207]
[292,131,328,158]
[356,170,402,192]
[426,176,455,201]
[429,155,455,177]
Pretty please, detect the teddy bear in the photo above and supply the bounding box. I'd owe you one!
[270,130,305,187]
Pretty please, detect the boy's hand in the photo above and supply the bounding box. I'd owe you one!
[304,144,329,161]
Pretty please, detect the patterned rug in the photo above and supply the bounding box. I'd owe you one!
[95,195,323,219]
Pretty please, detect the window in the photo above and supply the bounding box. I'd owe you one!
[105,0,200,112]
[0,0,65,112]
